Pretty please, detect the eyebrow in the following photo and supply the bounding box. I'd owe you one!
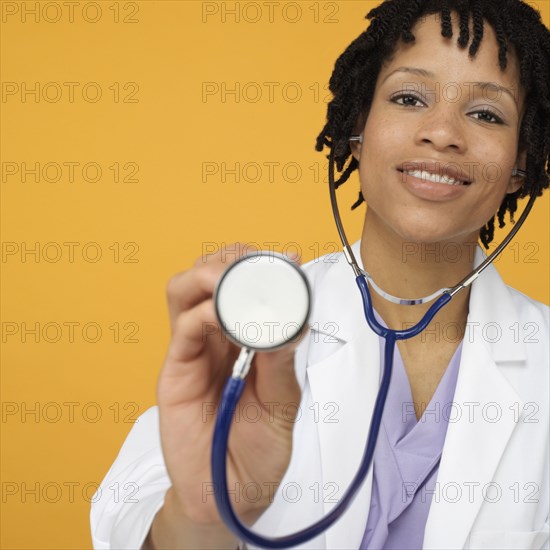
[382,67,519,106]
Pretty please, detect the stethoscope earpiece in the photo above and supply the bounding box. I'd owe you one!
[511,167,526,178]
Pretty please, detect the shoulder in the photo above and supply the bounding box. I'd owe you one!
[499,281,549,367]
[506,284,550,329]
[300,248,345,285]
[496,283,549,414]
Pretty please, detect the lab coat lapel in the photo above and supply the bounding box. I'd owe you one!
[306,330,381,549]
[422,341,522,549]
[305,241,381,549]
[423,250,526,550]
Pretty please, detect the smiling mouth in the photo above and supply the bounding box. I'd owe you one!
[398,168,472,186]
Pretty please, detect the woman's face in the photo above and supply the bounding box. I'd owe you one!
[351,13,525,246]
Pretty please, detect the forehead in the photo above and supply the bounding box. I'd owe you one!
[379,12,522,101]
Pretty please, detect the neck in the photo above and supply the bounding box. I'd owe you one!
[359,210,476,335]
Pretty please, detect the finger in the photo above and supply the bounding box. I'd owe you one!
[160,300,240,406]
[166,266,223,332]
[166,299,221,363]
[250,323,310,405]
[166,243,258,331]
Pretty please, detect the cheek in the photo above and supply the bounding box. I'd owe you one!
[362,112,399,148]
[360,116,400,176]
[474,187,509,226]
[472,135,517,179]
[472,145,517,211]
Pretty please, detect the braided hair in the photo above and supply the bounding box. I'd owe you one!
[315,0,550,248]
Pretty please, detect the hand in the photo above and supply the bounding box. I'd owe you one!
[157,243,307,527]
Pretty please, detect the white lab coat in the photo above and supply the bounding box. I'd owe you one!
[90,241,550,549]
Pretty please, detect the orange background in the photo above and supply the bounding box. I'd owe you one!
[1,1,548,547]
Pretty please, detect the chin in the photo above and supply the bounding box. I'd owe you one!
[389,219,445,243]
[390,221,475,248]
[367,206,479,247]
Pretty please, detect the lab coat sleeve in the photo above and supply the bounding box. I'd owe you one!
[90,406,171,550]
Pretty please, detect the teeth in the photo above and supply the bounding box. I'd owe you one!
[404,169,462,185]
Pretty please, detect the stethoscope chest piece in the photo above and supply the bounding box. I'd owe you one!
[214,251,311,351]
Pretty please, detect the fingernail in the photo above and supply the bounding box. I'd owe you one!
[285,251,300,262]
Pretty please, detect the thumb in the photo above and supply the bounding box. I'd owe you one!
[250,323,310,407]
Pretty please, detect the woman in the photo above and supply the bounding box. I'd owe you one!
[91,0,550,548]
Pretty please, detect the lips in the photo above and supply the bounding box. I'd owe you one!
[397,161,473,185]
[396,162,472,201]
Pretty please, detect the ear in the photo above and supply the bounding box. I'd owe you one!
[507,149,526,194]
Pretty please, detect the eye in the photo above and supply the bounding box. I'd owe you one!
[390,93,426,108]
[470,108,504,124]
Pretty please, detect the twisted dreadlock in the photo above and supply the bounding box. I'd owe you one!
[315,0,550,248]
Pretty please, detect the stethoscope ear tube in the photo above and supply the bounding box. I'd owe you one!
[448,190,538,296]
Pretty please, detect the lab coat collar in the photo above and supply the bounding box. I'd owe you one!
[307,240,527,362]
[304,239,527,549]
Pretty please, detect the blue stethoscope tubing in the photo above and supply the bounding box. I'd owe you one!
[211,285,451,549]
[211,145,537,548]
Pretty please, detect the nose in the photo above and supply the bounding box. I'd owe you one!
[414,104,468,153]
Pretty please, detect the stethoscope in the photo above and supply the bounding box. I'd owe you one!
[210,137,535,548]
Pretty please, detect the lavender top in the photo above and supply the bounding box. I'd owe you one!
[360,323,463,550]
